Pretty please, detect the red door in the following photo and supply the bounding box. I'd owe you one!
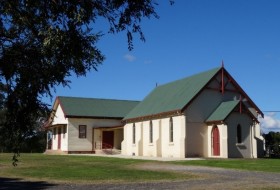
[212,126,220,156]
[57,127,61,150]
[102,131,114,149]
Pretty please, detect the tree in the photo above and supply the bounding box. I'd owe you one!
[264,131,280,157]
[0,0,173,164]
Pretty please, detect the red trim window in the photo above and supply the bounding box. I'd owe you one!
[79,125,87,138]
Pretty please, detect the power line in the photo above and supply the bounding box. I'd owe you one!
[262,111,280,112]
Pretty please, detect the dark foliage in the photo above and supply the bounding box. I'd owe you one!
[264,131,280,158]
[0,0,173,164]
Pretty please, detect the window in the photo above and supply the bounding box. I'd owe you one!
[132,123,136,144]
[149,120,153,143]
[237,124,242,143]
[169,117,174,143]
[79,125,87,138]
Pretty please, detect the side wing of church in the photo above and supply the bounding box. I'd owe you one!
[45,97,139,154]
[122,66,264,158]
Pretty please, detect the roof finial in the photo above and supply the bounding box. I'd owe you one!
[221,60,224,68]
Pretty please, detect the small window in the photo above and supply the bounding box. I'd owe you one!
[79,125,87,138]
[132,123,136,144]
[237,124,242,143]
[149,120,153,143]
[169,117,174,143]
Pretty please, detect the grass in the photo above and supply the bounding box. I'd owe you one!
[172,158,280,173]
[0,153,191,183]
[1,154,280,184]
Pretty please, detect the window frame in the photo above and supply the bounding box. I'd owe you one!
[169,117,174,143]
[237,124,242,144]
[79,125,87,139]
[149,120,153,143]
[132,123,136,144]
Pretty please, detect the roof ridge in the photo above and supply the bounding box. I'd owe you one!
[157,67,221,88]
[58,96,140,102]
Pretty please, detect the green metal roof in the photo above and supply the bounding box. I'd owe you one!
[124,67,221,120]
[57,96,139,118]
[206,100,240,123]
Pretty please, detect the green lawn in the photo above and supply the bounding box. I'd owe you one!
[0,153,191,183]
[173,158,280,173]
[1,154,280,184]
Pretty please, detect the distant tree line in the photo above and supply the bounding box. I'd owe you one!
[263,131,280,158]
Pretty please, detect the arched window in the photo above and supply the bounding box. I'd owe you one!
[169,117,173,143]
[237,124,242,143]
[132,123,136,144]
[149,120,153,143]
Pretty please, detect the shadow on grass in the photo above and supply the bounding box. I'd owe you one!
[0,177,56,190]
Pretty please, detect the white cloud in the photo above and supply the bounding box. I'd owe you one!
[124,54,136,62]
[260,112,280,133]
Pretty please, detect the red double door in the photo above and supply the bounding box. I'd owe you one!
[102,131,114,149]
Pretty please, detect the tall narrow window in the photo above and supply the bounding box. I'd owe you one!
[132,123,136,144]
[79,125,87,138]
[237,124,242,143]
[149,120,153,143]
[169,117,174,143]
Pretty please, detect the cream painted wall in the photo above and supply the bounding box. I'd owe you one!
[61,125,68,151]
[184,89,224,157]
[67,118,122,151]
[52,128,57,150]
[52,104,67,125]
[207,124,228,158]
[160,116,186,158]
[114,128,123,149]
[122,115,186,158]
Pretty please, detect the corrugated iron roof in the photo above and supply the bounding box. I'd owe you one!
[57,96,139,118]
[124,67,221,120]
[206,100,240,123]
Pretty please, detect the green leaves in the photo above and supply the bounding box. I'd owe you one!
[0,0,172,162]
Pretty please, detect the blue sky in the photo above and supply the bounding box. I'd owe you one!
[46,0,280,133]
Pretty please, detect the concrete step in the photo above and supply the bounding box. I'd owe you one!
[95,149,121,155]
[44,149,67,155]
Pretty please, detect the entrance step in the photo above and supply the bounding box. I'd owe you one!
[44,149,67,155]
[95,149,121,155]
